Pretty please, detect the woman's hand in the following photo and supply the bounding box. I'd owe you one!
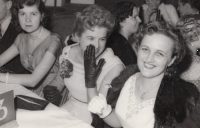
[88,93,112,118]
[43,85,61,106]
[84,45,105,88]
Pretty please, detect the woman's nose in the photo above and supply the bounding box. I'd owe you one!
[93,41,99,48]
[26,15,31,22]
[146,54,154,63]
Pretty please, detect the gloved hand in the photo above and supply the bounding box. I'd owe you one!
[43,85,61,106]
[84,45,105,88]
[88,93,112,118]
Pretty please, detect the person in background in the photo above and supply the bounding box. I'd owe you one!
[177,0,200,17]
[0,0,62,100]
[0,0,28,73]
[140,0,179,27]
[49,4,125,124]
[106,1,141,66]
[177,14,200,91]
[88,21,199,128]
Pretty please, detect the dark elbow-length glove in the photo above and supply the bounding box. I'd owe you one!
[84,45,105,88]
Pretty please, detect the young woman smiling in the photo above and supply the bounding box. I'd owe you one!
[88,21,199,128]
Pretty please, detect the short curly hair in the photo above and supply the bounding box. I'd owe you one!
[138,21,186,65]
[11,0,46,32]
[72,4,115,37]
[112,1,136,32]
[176,14,200,45]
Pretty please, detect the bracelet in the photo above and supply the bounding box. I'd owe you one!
[5,73,9,84]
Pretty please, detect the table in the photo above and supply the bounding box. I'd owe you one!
[0,83,93,128]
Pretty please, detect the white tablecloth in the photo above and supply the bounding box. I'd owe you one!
[0,83,93,128]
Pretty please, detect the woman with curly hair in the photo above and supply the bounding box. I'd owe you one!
[88,21,199,128]
[177,14,200,91]
[106,1,141,66]
[48,5,125,124]
[0,0,62,100]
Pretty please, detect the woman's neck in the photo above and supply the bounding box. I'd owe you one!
[29,26,42,39]
[119,29,130,40]
[138,73,164,90]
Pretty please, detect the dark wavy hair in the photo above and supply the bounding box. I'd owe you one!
[11,0,46,32]
[180,0,200,11]
[72,4,115,38]
[112,1,136,32]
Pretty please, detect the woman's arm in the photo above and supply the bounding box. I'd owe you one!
[0,51,56,87]
[159,3,179,27]
[87,64,124,102]
[103,110,122,128]
[88,94,122,127]
[0,44,19,67]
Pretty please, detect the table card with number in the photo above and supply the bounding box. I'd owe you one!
[0,90,18,127]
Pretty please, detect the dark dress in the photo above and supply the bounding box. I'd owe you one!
[106,32,137,66]
[0,22,29,74]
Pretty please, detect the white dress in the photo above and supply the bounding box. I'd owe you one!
[59,43,123,124]
[115,73,155,128]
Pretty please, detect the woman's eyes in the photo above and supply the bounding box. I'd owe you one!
[32,13,37,16]
[157,52,164,57]
[100,38,106,42]
[18,12,38,16]
[141,47,148,51]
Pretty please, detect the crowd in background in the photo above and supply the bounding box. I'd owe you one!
[0,0,200,128]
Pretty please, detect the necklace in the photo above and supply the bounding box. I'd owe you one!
[28,26,43,43]
[140,85,159,100]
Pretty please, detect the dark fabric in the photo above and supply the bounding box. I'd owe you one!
[15,95,49,110]
[0,22,29,74]
[0,24,2,41]
[181,95,200,128]
[154,76,199,128]
[106,32,137,66]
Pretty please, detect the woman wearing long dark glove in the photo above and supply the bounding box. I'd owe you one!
[52,5,125,124]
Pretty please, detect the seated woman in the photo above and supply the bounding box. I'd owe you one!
[177,14,200,91]
[106,1,141,66]
[88,21,199,128]
[48,5,125,124]
[0,0,62,98]
[140,0,179,27]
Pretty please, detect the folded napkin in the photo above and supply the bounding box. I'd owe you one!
[17,109,93,128]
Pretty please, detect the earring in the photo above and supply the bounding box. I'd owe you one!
[189,43,195,47]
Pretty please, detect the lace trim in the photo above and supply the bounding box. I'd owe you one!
[126,75,155,120]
